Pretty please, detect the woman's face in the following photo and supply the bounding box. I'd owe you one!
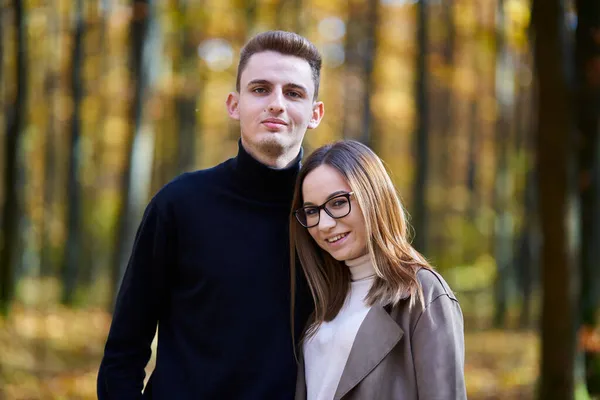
[301,164,368,262]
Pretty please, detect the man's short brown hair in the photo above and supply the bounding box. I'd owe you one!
[236,31,322,99]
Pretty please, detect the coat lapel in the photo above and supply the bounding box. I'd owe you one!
[333,305,404,399]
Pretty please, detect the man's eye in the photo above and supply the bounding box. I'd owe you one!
[253,88,267,93]
[287,91,301,98]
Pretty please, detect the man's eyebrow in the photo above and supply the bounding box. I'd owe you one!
[247,79,272,87]
[303,190,348,206]
[285,83,308,93]
[246,80,308,93]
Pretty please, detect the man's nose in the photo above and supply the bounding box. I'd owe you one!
[318,209,336,231]
[267,91,285,113]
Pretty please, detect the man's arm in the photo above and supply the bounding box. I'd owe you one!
[97,197,172,399]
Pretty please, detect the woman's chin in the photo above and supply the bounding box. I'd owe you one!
[326,250,349,262]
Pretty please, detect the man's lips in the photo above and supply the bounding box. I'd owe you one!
[262,118,288,126]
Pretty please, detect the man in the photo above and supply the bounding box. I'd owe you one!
[97,30,325,399]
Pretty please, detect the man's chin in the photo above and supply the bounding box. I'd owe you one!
[242,132,303,159]
[255,136,292,156]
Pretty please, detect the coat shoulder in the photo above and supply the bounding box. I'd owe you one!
[416,268,458,306]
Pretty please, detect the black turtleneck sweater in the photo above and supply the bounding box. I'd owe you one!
[97,142,312,399]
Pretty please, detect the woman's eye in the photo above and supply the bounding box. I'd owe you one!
[305,208,318,216]
[331,199,348,208]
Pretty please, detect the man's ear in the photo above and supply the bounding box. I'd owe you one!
[307,101,325,129]
[226,92,240,120]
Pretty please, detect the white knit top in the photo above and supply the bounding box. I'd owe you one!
[303,253,376,400]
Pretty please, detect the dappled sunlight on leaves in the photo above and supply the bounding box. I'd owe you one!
[0,306,538,399]
[0,306,111,399]
[465,331,538,399]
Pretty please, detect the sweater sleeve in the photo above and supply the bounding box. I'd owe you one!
[97,197,173,399]
[411,294,467,400]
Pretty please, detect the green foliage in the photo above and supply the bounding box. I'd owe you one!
[445,254,496,293]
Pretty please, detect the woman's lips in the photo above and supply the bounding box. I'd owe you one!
[324,232,350,248]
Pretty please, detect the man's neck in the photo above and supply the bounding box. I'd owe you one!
[241,141,300,169]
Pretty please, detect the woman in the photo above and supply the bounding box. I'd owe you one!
[290,140,466,400]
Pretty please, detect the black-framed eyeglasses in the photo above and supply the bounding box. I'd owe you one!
[294,192,354,228]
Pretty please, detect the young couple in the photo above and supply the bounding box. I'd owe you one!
[98,31,466,400]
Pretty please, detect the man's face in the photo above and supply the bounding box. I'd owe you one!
[227,51,324,163]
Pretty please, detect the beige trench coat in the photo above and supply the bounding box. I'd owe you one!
[295,268,467,400]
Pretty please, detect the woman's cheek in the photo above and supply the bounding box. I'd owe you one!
[308,229,320,245]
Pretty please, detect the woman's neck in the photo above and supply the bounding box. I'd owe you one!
[345,253,375,281]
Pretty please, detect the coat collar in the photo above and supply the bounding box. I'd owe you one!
[333,305,404,399]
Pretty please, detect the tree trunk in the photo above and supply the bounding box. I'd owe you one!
[342,0,370,143]
[41,98,57,278]
[176,0,199,174]
[492,0,513,329]
[532,0,578,398]
[245,0,257,37]
[466,100,478,223]
[111,0,152,308]
[339,0,378,146]
[466,1,482,227]
[516,167,539,329]
[360,0,378,148]
[411,0,429,253]
[78,10,107,291]
[574,0,600,394]
[293,0,303,34]
[0,0,26,316]
[434,0,455,254]
[61,0,84,306]
[40,8,59,278]
[517,41,539,330]
[438,0,455,178]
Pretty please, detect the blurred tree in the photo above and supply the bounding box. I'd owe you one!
[0,7,3,89]
[439,0,455,181]
[79,6,108,291]
[41,90,57,278]
[0,0,25,316]
[574,0,600,394]
[275,0,303,33]
[412,0,429,254]
[431,0,455,256]
[532,0,578,398]
[111,0,152,306]
[176,0,201,174]
[465,101,478,223]
[246,0,257,35]
[515,167,539,329]
[151,1,178,189]
[62,0,84,306]
[342,0,379,148]
[493,0,512,328]
[465,2,481,225]
[40,6,59,278]
[513,36,538,330]
[361,0,378,148]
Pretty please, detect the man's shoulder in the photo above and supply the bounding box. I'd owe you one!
[152,160,231,206]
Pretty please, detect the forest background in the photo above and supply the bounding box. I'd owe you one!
[0,0,599,399]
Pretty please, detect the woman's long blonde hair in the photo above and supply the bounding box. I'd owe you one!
[291,140,432,342]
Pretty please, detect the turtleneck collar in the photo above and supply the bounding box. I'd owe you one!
[345,253,376,282]
[229,139,303,203]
